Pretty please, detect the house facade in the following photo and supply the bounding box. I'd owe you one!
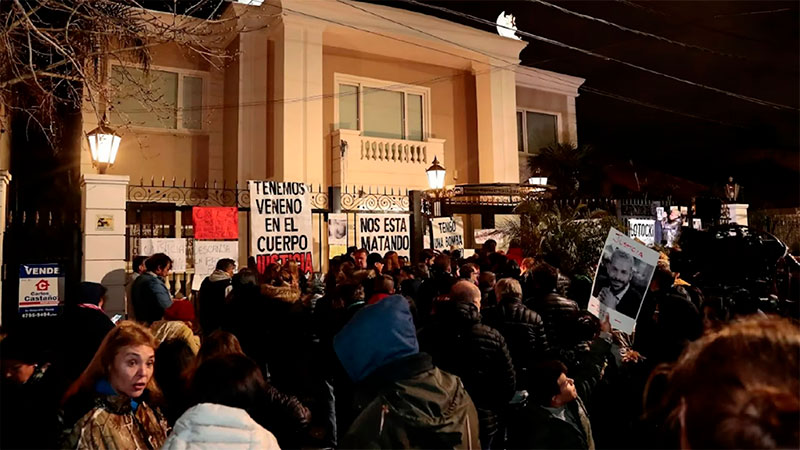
[82,0,583,190]
[67,0,584,314]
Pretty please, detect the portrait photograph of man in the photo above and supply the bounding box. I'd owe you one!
[589,228,659,333]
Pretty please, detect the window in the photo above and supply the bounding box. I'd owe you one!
[336,74,429,141]
[109,66,204,130]
[517,110,558,154]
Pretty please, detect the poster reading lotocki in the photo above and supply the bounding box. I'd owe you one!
[589,228,659,333]
[249,181,313,274]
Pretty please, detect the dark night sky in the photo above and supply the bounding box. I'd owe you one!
[369,0,800,207]
[154,0,799,207]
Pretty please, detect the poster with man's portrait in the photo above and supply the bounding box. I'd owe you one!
[328,213,348,246]
[589,228,659,333]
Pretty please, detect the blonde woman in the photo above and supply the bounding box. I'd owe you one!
[61,321,169,449]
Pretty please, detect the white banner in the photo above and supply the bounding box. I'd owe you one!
[328,213,348,246]
[627,219,655,246]
[431,217,464,252]
[191,241,239,291]
[588,228,659,334]
[139,238,187,273]
[249,181,313,273]
[357,214,410,258]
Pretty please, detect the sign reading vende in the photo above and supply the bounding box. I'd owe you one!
[357,214,410,258]
[431,217,464,252]
[19,263,62,319]
[249,181,313,273]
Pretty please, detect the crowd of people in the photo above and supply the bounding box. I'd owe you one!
[1,240,798,449]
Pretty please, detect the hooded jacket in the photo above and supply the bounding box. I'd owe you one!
[335,296,480,449]
[198,270,233,335]
[162,403,280,450]
[418,300,516,439]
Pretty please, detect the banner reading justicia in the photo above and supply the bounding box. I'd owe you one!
[249,181,313,274]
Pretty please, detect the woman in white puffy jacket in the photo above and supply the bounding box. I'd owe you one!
[162,403,280,450]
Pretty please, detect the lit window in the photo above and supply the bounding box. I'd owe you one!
[110,66,204,130]
[336,75,428,141]
[517,110,558,154]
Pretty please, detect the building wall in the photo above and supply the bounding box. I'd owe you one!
[515,85,575,181]
[322,46,478,188]
[81,42,225,187]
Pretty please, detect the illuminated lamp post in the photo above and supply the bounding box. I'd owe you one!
[85,114,121,174]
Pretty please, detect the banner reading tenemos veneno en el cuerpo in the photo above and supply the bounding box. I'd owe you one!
[249,181,313,274]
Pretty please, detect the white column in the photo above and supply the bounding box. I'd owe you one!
[0,170,11,325]
[81,174,129,316]
[472,60,520,183]
[566,95,579,145]
[237,28,269,187]
[272,17,324,186]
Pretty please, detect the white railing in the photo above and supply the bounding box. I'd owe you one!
[332,129,445,190]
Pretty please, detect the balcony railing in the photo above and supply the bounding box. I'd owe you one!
[332,129,445,190]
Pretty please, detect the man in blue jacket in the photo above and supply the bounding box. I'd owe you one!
[131,253,173,325]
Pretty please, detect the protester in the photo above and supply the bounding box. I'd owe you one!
[526,262,580,357]
[460,262,480,284]
[198,257,235,336]
[482,277,549,388]
[383,250,402,276]
[61,321,169,449]
[479,271,498,309]
[163,403,280,450]
[420,280,516,449]
[507,360,595,449]
[150,298,200,354]
[654,316,799,449]
[367,274,395,305]
[1,334,59,449]
[334,295,480,448]
[353,248,368,270]
[52,282,115,393]
[125,255,148,321]
[191,353,310,448]
[154,338,195,425]
[131,253,173,325]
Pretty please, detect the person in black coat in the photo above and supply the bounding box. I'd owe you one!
[526,263,580,357]
[419,280,516,449]
[49,282,115,397]
[198,258,235,337]
[482,278,549,389]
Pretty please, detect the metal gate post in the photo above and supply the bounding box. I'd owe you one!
[410,190,424,264]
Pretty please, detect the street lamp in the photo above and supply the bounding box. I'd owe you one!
[85,114,121,174]
[528,168,547,186]
[426,156,446,190]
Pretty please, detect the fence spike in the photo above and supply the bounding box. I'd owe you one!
[204,181,208,189]
[171,177,176,187]
[193,179,197,188]
[235,180,239,190]
[182,179,186,187]
[222,180,227,189]
[213,180,218,189]
[22,211,26,224]
[150,176,154,186]
[34,211,40,224]
[139,177,144,186]
[49,212,53,226]
[161,177,165,187]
